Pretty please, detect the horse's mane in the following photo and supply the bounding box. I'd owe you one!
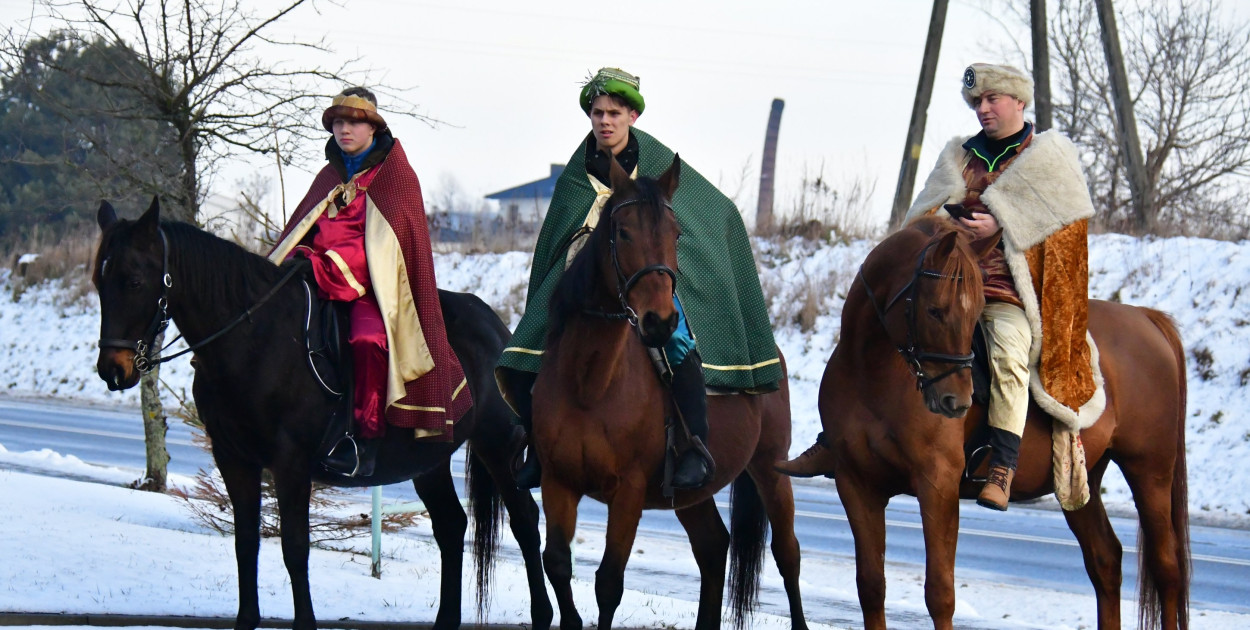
[546,176,671,347]
[159,221,290,310]
[905,215,982,304]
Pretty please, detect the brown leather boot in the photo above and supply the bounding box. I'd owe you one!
[774,433,836,478]
[977,465,1014,511]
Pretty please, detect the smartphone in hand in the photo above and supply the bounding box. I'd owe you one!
[944,203,976,221]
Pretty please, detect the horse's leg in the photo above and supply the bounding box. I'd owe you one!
[468,438,553,629]
[412,461,467,630]
[835,474,889,630]
[1061,457,1122,629]
[747,463,808,630]
[674,497,730,630]
[594,483,646,630]
[914,469,961,630]
[541,479,584,630]
[1119,453,1187,629]
[270,456,316,630]
[216,454,263,630]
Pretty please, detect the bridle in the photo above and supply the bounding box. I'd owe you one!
[858,239,975,391]
[97,227,302,373]
[582,197,678,327]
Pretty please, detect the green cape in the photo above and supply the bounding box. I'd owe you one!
[496,128,781,391]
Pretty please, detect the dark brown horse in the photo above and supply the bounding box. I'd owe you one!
[532,155,806,630]
[93,198,552,630]
[812,216,1189,629]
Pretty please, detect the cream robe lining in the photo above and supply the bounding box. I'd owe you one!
[364,195,435,410]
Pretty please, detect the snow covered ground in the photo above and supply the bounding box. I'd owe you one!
[3,452,1248,630]
[3,233,1248,517]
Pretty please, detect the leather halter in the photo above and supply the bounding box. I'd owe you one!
[97,227,302,373]
[582,197,678,327]
[858,239,975,391]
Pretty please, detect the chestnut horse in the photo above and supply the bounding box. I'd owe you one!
[93,198,552,630]
[814,217,1189,629]
[532,155,806,630]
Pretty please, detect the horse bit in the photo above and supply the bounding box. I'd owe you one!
[858,240,975,391]
[582,197,678,327]
[97,227,302,374]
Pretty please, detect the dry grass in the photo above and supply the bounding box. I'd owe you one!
[4,223,98,305]
[757,163,883,243]
[164,391,418,543]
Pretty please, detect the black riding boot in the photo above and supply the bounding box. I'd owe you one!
[670,350,714,489]
[510,371,542,490]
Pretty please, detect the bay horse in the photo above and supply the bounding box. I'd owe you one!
[815,216,1189,629]
[93,197,552,630]
[532,154,807,630]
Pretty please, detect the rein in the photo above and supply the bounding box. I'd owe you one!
[858,239,975,391]
[98,227,303,373]
[581,197,677,327]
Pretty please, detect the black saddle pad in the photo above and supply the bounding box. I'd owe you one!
[964,322,994,478]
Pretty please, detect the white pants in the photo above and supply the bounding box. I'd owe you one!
[981,302,1031,437]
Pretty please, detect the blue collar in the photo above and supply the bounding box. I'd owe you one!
[341,139,377,179]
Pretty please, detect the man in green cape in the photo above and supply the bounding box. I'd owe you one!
[496,67,782,490]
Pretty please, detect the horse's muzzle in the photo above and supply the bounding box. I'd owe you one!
[97,349,140,391]
[639,310,678,348]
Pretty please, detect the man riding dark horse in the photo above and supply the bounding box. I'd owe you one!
[779,63,1102,511]
[496,67,782,491]
[270,87,472,477]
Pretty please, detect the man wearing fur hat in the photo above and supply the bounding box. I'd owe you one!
[496,68,782,490]
[778,64,1099,512]
[269,87,471,477]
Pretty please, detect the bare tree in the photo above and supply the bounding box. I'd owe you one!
[2,0,427,223]
[1052,0,1250,235]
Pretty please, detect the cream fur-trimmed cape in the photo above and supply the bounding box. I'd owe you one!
[905,131,1105,430]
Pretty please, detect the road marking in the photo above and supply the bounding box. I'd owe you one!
[0,417,197,447]
[784,506,1250,568]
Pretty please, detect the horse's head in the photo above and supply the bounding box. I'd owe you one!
[93,196,168,391]
[600,154,682,347]
[862,217,1000,417]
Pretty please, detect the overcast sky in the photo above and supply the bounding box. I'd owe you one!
[5,0,1250,226]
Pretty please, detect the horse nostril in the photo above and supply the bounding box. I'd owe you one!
[941,394,958,412]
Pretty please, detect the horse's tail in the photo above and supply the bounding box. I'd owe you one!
[466,447,503,619]
[1138,308,1191,630]
[728,471,767,629]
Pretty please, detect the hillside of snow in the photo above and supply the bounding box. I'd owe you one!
[2,233,1247,517]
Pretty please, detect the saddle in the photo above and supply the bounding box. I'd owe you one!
[963,322,995,481]
[285,259,358,464]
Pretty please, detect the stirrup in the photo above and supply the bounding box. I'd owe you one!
[322,434,365,477]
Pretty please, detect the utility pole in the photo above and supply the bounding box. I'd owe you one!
[756,98,785,234]
[1031,0,1053,131]
[1094,0,1151,232]
[890,0,950,230]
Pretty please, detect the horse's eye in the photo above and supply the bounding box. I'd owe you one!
[127,277,143,290]
[618,227,632,242]
[927,306,944,321]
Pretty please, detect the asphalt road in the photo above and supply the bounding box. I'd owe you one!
[2,396,1248,628]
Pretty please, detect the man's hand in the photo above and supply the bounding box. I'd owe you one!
[960,212,1000,239]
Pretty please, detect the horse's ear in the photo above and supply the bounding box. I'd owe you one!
[135,196,161,233]
[657,153,681,200]
[608,151,632,192]
[97,201,118,231]
[934,229,960,259]
[970,229,1003,260]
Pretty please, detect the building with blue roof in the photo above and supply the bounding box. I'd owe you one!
[485,164,565,225]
